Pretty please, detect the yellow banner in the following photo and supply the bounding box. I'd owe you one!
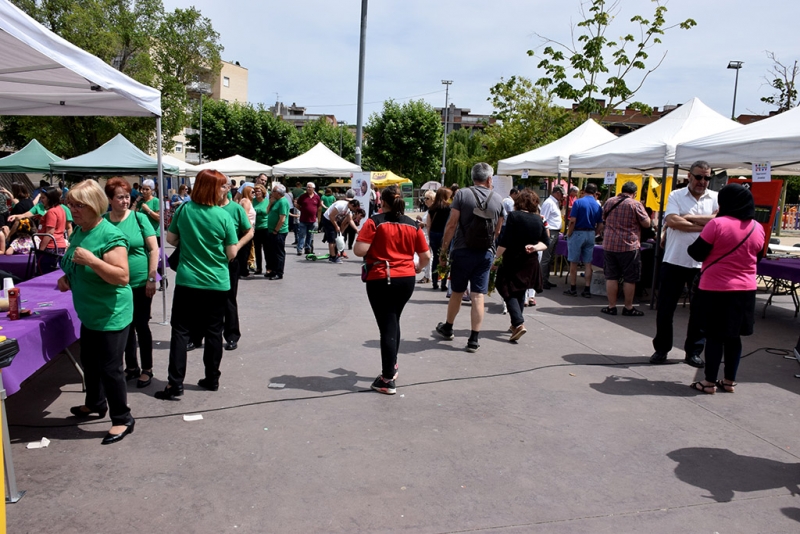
[616,174,643,201]
[646,176,672,211]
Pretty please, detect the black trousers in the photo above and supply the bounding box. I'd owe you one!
[125,285,154,371]
[343,225,357,249]
[224,258,241,343]
[236,241,252,278]
[366,276,415,380]
[168,285,227,387]
[80,325,133,426]
[266,232,287,276]
[504,290,527,328]
[653,262,705,357]
[253,228,269,272]
[539,230,559,283]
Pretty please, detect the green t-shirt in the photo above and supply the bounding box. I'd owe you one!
[321,194,337,208]
[292,187,304,199]
[169,202,238,291]
[30,203,73,222]
[253,198,270,230]
[103,211,156,288]
[140,197,160,233]
[267,197,290,234]
[220,200,252,237]
[61,219,133,331]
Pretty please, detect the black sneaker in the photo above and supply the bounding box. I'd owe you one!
[581,289,592,298]
[466,340,480,353]
[649,352,668,364]
[563,288,578,296]
[371,375,396,395]
[435,322,454,340]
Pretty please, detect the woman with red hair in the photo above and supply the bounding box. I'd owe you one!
[155,170,244,400]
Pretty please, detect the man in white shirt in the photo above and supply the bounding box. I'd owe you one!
[651,161,719,368]
[321,198,360,263]
[540,185,564,289]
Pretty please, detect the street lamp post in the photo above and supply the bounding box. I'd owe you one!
[727,61,744,120]
[187,81,213,164]
[355,0,368,166]
[440,80,452,186]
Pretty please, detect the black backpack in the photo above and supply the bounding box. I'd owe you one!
[463,187,496,249]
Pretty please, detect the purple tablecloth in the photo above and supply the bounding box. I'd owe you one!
[757,258,800,283]
[0,270,80,395]
[0,254,31,280]
[555,239,604,267]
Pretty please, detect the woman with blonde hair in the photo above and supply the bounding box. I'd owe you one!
[155,170,242,400]
[59,179,135,444]
[237,185,257,277]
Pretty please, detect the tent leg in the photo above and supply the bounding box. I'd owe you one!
[156,118,168,325]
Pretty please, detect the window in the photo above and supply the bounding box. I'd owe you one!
[223,76,230,87]
[175,142,183,153]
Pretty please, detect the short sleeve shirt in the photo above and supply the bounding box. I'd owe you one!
[602,195,650,252]
[296,192,322,223]
[30,203,72,223]
[267,197,290,234]
[324,200,350,221]
[61,219,133,331]
[570,195,603,230]
[41,207,67,248]
[220,200,252,237]
[540,195,562,232]
[103,211,156,288]
[356,214,429,281]
[664,188,719,268]
[697,216,765,291]
[141,197,160,233]
[253,198,270,230]
[450,186,505,252]
[169,202,238,291]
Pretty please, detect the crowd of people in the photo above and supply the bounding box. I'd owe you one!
[38,157,764,443]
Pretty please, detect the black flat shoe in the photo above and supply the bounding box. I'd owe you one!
[124,367,141,381]
[197,378,219,391]
[154,385,184,400]
[70,405,107,418]
[224,340,238,351]
[685,354,705,368]
[101,420,134,445]
[136,370,153,389]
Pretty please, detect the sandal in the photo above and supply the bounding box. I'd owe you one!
[136,370,153,389]
[715,380,736,393]
[124,367,141,381]
[621,307,644,316]
[690,381,716,394]
[600,306,617,315]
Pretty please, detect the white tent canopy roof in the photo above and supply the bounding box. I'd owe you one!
[192,155,273,177]
[0,0,160,117]
[161,155,199,177]
[272,142,361,177]
[675,106,800,172]
[497,119,617,176]
[569,98,741,173]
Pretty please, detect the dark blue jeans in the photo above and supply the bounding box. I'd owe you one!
[652,262,705,357]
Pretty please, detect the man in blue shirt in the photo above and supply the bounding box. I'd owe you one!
[564,183,603,297]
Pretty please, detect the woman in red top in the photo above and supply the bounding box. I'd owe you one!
[354,185,431,395]
[39,186,67,273]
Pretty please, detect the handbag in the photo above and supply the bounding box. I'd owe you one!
[166,204,186,272]
[691,221,757,295]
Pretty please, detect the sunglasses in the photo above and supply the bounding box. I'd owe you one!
[690,173,711,182]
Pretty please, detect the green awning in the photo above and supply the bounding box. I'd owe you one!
[49,134,177,175]
[0,139,62,173]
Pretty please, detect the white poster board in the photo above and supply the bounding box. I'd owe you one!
[493,175,513,200]
[351,172,372,228]
[604,171,617,185]
[752,162,771,183]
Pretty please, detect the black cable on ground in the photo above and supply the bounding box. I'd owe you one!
[8,347,794,429]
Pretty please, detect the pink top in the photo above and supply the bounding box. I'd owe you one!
[698,216,765,291]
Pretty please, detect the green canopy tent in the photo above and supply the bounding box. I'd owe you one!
[49,134,178,175]
[0,139,62,173]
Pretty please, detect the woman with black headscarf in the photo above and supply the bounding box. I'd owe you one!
[687,183,765,394]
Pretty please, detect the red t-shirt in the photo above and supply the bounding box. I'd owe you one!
[295,192,322,223]
[357,214,429,281]
[41,206,67,249]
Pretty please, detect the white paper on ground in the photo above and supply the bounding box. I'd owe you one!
[268,383,285,389]
[183,414,203,422]
[26,437,50,449]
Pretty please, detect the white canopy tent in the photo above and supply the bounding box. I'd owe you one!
[0,0,169,322]
[191,154,273,177]
[272,142,361,177]
[675,106,800,172]
[569,98,741,173]
[162,155,199,178]
[497,119,616,176]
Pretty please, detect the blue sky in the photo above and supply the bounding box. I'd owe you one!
[162,0,798,124]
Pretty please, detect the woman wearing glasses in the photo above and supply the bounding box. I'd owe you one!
[103,178,158,388]
[59,180,135,445]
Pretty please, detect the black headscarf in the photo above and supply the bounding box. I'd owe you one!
[717,183,755,221]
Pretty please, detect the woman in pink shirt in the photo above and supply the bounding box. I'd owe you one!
[38,186,68,274]
[687,183,765,394]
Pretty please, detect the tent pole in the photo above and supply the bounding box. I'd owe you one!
[649,165,673,309]
[566,171,573,220]
[776,178,787,237]
[156,118,167,324]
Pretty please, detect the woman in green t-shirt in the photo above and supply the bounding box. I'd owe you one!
[252,184,270,275]
[103,178,158,389]
[154,170,242,400]
[58,179,135,445]
[321,188,337,210]
[133,178,161,244]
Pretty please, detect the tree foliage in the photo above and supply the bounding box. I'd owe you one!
[363,99,443,185]
[760,51,798,113]
[296,118,356,162]
[482,76,579,168]
[530,0,696,118]
[0,0,223,156]
[444,129,487,187]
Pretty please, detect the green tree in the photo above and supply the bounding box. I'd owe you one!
[444,129,487,187]
[186,99,297,164]
[530,0,696,118]
[363,99,443,185]
[0,0,222,156]
[296,118,356,162]
[760,51,798,113]
[482,76,578,168]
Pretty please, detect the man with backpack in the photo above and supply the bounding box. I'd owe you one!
[435,163,505,352]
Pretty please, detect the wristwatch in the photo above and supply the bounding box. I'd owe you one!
[147,277,156,283]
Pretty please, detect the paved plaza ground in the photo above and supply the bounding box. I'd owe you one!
[5,231,800,533]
